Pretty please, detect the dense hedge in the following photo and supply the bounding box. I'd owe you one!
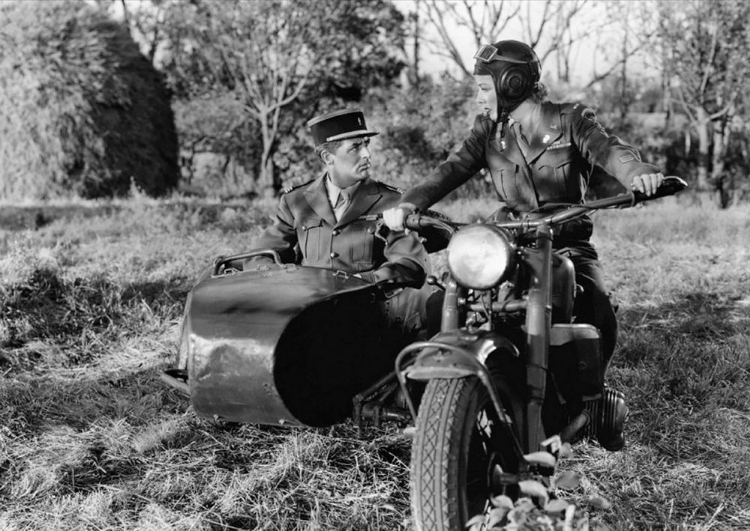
[0,1,178,200]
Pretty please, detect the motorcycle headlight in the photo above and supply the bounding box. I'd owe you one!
[447,225,515,289]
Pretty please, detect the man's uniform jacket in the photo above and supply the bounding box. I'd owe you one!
[249,174,431,333]
[402,102,660,241]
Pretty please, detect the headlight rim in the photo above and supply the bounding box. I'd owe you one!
[446,224,515,290]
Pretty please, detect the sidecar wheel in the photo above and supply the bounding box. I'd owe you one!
[410,376,520,531]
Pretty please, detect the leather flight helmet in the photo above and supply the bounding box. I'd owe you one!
[473,40,541,114]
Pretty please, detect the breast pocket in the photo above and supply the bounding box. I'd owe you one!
[489,166,537,209]
[298,217,325,263]
[537,147,575,202]
[348,221,376,266]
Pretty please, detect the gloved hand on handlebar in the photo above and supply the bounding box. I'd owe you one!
[631,172,664,196]
[383,202,418,232]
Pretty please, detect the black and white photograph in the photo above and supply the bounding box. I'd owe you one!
[0,0,748,529]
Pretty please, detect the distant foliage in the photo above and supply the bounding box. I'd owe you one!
[0,1,178,200]
[159,0,406,194]
[368,75,495,198]
[173,94,262,198]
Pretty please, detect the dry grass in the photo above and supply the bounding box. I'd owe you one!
[1,194,749,530]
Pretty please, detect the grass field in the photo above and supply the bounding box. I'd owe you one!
[1,194,748,530]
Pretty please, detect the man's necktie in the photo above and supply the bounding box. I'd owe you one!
[334,190,350,221]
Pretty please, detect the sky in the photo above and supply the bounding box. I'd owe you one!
[392,0,630,85]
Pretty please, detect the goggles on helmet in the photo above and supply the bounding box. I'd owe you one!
[474,44,534,65]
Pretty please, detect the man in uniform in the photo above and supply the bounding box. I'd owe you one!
[248,107,431,337]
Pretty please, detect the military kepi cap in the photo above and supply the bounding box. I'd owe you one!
[307,108,379,147]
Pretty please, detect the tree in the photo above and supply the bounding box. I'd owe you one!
[418,0,520,79]
[656,0,750,206]
[159,0,405,194]
[520,0,590,82]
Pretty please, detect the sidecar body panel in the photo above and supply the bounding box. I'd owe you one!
[183,266,399,427]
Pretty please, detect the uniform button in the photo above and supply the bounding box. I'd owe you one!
[330,252,338,258]
[366,227,374,234]
[301,225,307,231]
[332,229,340,236]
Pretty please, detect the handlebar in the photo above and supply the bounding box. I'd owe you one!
[541,175,687,228]
[404,176,687,233]
[403,213,463,234]
[631,175,688,202]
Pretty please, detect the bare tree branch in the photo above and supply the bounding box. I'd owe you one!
[421,0,519,77]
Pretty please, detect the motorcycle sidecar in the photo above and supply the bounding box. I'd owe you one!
[162,258,412,428]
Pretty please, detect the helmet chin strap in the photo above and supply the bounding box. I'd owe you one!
[498,107,511,139]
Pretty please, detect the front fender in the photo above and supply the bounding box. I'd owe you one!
[398,329,519,381]
[395,329,521,428]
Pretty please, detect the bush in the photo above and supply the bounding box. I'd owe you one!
[0,1,178,200]
[173,95,260,198]
[366,76,498,200]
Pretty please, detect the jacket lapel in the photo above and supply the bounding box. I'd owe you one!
[498,127,528,169]
[303,173,337,226]
[520,102,564,164]
[335,178,382,227]
[491,122,539,211]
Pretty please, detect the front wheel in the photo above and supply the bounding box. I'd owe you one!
[410,376,521,531]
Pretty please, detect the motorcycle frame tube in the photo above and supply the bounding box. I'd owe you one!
[521,223,553,452]
[440,276,464,331]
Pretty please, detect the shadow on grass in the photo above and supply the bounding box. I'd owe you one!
[0,200,267,233]
[613,288,749,461]
[617,288,748,369]
[0,267,191,363]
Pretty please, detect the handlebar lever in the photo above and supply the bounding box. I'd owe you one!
[404,214,461,234]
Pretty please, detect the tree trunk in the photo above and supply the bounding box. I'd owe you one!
[662,48,672,130]
[694,108,711,193]
[411,0,421,89]
[258,155,275,198]
[620,24,629,121]
[711,117,731,208]
[258,111,277,197]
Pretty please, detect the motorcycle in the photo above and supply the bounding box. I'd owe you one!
[161,176,687,530]
[396,176,687,529]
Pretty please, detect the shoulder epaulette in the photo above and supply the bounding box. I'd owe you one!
[282,178,315,194]
[376,181,405,194]
[560,101,595,116]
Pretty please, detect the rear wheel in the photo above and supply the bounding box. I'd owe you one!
[410,376,521,531]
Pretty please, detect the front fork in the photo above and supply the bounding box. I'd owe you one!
[522,224,553,452]
[398,224,554,456]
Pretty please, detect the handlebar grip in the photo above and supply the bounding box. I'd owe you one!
[633,176,688,203]
[404,213,424,231]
